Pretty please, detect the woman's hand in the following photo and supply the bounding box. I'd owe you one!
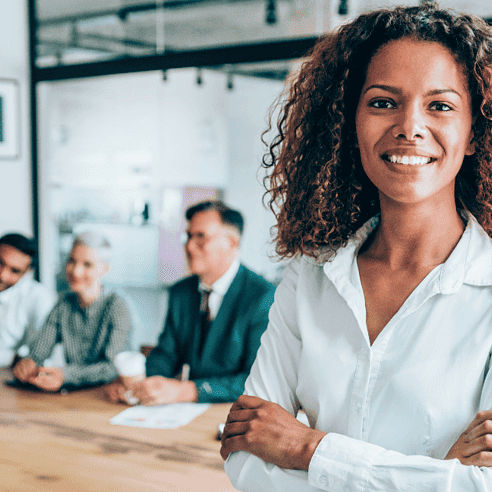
[104,379,127,403]
[29,367,64,392]
[12,357,38,382]
[220,395,326,471]
[445,410,492,466]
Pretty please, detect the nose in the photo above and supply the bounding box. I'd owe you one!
[67,263,83,278]
[392,103,428,140]
[0,266,9,283]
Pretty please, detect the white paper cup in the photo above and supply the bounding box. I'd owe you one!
[114,351,146,405]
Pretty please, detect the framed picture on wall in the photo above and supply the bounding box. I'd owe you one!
[0,79,20,159]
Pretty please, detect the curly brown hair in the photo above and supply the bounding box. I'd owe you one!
[263,1,492,259]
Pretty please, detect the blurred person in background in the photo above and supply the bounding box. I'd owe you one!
[106,200,275,404]
[0,233,55,367]
[13,231,132,391]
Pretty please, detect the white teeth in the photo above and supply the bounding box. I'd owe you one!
[387,155,432,165]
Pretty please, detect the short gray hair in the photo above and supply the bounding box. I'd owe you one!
[72,231,112,264]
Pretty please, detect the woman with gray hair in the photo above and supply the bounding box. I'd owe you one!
[13,231,132,391]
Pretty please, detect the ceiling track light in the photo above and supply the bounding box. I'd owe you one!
[266,0,277,25]
[196,68,203,86]
[70,22,79,46]
[338,0,349,16]
[227,72,234,91]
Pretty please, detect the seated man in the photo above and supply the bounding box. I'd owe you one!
[107,200,275,404]
[13,232,133,391]
[0,233,56,367]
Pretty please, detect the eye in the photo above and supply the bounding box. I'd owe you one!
[84,262,93,268]
[369,99,396,109]
[430,102,452,112]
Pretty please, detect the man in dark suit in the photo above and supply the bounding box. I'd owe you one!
[106,200,275,404]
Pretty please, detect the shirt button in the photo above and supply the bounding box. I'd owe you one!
[319,475,329,487]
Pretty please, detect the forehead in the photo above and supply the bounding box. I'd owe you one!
[69,243,102,263]
[187,210,224,232]
[0,244,32,269]
[363,38,470,95]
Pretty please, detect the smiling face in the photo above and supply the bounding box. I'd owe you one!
[184,210,240,286]
[355,37,475,208]
[65,244,109,297]
[0,244,32,292]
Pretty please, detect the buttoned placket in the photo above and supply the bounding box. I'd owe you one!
[325,252,447,443]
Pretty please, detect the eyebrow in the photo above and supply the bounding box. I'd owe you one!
[363,84,462,98]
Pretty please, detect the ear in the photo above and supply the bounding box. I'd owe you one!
[101,261,110,277]
[228,233,240,250]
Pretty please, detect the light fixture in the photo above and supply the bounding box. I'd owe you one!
[338,0,348,16]
[266,0,277,24]
[227,72,234,91]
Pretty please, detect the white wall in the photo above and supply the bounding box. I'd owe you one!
[38,69,284,286]
[225,75,284,282]
[0,1,31,236]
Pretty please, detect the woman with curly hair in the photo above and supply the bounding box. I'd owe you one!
[221,2,492,490]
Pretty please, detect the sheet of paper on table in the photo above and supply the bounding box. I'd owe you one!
[110,403,211,429]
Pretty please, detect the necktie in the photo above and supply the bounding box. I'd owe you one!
[199,288,212,354]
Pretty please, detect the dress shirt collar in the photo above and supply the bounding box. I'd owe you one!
[312,210,492,294]
[199,258,240,296]
[0,271,31,304]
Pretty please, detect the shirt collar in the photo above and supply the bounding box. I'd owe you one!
[316,210,492,293]
[199,258,240,296]
[0,272,31,304]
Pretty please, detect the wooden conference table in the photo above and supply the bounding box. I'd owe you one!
[0,369,237,492]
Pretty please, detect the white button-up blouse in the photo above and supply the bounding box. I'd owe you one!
[225,211,492,491]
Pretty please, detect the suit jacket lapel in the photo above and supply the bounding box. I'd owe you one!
[199,265,245,357]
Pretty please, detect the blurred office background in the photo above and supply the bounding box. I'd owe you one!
[1,0,490,349]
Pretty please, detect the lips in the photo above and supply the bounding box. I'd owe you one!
[383,154,435,165]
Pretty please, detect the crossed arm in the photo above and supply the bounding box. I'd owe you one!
[221,395,492,469]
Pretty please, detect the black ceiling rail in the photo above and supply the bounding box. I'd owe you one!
[37,0,254,26]
[33,36,318,82]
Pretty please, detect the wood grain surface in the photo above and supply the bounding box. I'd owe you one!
[0,369,237,491]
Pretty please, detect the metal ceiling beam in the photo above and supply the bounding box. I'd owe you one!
[38,0,256,26]
[33,37,318,82]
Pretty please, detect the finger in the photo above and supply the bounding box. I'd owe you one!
[234,395,266,409]
[226,409,261,427]
[462,451,492,467]
[466,419,492,443]
[141,396,158,406]
[465,411,492,435]
[220,433,252,460]
[462,434,492,458]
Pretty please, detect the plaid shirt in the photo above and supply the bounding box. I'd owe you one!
[29,290,132,386]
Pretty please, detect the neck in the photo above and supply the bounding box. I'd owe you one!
[76,283,102,308]
[200,256,238,286]
[362,194,465,269]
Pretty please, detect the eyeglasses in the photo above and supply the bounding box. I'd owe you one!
[180,232,212,247]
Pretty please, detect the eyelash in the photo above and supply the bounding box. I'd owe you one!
[369,99,453,112]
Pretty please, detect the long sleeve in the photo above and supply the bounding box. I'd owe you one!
[29,293,132,387]
[146,299,180,379]
[61,295,132,386]
[225,259,320,490]
[0,278,56,367]
[19,283,57,353]
[225,255,492,492]
[28,300,63,366]
[194,285,274,403]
